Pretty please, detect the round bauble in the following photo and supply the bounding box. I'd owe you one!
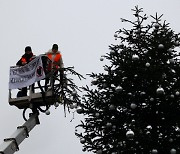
[152,149,158,154]
[128,92,132,96]
[104,66,108,71]
[106,122,112,128]
[70,104,74,109]
[110,50,115,54]
[175,41,179,46]
[169,59,175,63]
[146,131,151,135]
[156,87,165,95]
[115,86,123,92]
[142,103,147,107]
[146,62,150,67]
[168,48,173,52]
[54,102,59,108]
[132,54,139,60]
[114,34,118,38]
[175,91,180,96]
[158,44,164,49]
[134,74,138,78]
[170,148,176,154]
[73,103,78,108]
[154,23,159,29]
[77,107,83,114]
[140,91,146,96]
[112,125,116,129]
[170,94,175,98]
[95,113,100,117]
[150,97,154,102]
[72,90,77,96]
[82,148,86,152]
[169,138,173,143]
[146,125,152,130]
[109,104,116,110]
[45,110,50,115]
[96,150,102,154]
[100,57,104,61]
[131,119,135,123]
[126,130,134,138]
[103,83,108,88]
[91,79,97,85]
[130,103,137,109]
[80,138,86,144]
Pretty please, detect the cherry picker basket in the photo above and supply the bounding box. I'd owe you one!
[8,55,62,110]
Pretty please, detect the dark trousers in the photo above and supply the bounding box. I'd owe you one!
[44,70,59,91]
[17,84,35,97]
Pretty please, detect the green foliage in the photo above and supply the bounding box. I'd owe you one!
[75,6,180,154]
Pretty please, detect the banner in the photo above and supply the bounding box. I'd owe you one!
[9,55,46,89]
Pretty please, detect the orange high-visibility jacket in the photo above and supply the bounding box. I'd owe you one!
[46,50,63,70]
[21,57,34,63]
[47,52,61,63]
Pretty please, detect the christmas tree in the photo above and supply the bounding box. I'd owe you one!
[75,6,180,154]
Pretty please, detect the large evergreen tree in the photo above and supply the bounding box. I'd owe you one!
[75,6,180,154]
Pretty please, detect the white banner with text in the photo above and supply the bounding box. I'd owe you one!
[9,56,45,89]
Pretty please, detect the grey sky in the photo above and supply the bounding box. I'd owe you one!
[0,0,180,154]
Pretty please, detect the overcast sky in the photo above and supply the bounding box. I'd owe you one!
[0,1,180,154]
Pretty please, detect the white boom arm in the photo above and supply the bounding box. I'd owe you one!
[0,113,39,154]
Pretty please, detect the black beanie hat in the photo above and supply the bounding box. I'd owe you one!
[52,44,58,50]
[25,46,32,52]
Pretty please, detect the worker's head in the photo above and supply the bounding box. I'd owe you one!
[52,44,58,53]
[25,46,32,54]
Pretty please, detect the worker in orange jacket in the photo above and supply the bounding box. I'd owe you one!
[46,44,64,70]
[16,46,35,96]
[16,46,35,66]
[45,44,64,91]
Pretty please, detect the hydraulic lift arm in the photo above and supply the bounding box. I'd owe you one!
[2,64,82,154]
[0,113,40,154]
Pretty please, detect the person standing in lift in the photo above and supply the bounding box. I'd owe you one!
[45,44,64,91]
[16,46,35,97]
